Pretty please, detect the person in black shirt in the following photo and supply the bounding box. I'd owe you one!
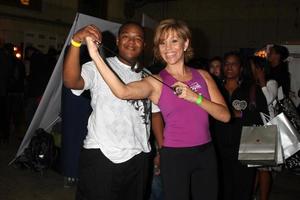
[267,45,290,97]
[211,51,268,200]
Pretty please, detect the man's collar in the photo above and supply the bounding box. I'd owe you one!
[115,56,138,70]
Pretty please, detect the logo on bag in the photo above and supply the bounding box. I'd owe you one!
[232,99,247,111]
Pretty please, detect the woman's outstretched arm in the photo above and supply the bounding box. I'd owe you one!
[86,36,154,100]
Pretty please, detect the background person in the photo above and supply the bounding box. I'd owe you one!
[211,51,268,200]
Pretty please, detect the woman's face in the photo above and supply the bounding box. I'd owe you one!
[158,30,189,65]
[268,48,280,66]
[209,60,222,77]
[223,55,242,80]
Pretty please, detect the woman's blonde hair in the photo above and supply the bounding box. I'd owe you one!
[153,18,194,63]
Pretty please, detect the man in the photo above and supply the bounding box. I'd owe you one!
[63,22,152,200]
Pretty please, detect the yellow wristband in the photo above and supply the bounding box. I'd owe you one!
[196,94,203,105]
[71,39,81,48]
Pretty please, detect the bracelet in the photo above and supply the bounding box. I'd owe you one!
[196,94,203,105]
[71,39,81,48]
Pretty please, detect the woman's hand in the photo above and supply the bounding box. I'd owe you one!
[172,82,199,103]
[233,109,243,118]
[85,36,101,60]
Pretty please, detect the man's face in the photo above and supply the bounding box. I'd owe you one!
[117,24,145,66]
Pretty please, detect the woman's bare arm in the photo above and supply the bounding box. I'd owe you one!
[86,36,155,100]
[200,70,230,122]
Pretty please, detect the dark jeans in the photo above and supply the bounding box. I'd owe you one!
[149,174,163,200]
[76,148,150,200]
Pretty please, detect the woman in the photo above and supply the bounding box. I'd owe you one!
[249,56,278,200]
[208,56,223,80]
[85,19,230,200]
[211,52,268,200]
[250,56,279,118]
[268,45,290,98]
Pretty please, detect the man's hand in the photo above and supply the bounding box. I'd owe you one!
[154,154,161,176]
[73,24,102,44]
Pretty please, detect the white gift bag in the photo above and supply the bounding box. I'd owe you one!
[238,125,279,166]
[260,112,300,159]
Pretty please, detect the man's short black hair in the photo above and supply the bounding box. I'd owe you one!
[118,21,145,38]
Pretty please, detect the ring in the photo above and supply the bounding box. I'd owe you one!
[94,40,102,48]
[173,86,183,95]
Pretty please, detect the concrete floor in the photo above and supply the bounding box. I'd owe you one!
[0,137,75,200]
[1,135,300,200]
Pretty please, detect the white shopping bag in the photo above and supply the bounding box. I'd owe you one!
[260,112,300,159]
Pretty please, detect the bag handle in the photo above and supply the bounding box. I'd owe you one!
[260,112,271,125]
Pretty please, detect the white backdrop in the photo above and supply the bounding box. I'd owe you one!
[12,13,158,163]
[12,13,121,162]
[284,45,300,107]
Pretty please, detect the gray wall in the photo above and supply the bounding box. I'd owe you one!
[0,0,77,52]
[127,0,300,58]
[2,0,299,58]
